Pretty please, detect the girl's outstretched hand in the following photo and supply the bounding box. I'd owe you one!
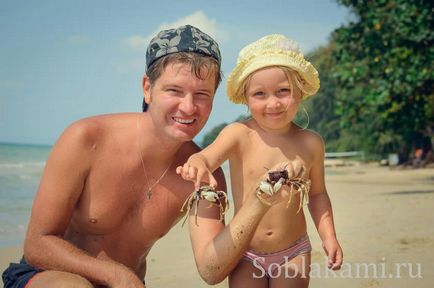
[176,154,218,190]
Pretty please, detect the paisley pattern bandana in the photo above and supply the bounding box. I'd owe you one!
[146,24,221,70]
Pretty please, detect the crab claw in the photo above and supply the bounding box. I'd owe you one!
[259,181,274,196]
[272,177,286,193]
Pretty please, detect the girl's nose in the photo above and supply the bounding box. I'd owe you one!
[267,96,282,109]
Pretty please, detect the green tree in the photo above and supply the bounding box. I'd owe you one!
[201,114,251,148]
[201,122,227,148]
[331,0,434,159]
[304,44,345,152]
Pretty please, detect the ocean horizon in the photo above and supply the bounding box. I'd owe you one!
[0,142,232,248]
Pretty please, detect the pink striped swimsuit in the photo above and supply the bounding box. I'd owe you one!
[242,233,312,278]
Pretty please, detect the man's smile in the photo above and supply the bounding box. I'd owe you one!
[173,117,196,125]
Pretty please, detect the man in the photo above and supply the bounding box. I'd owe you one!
[2,25,296,287]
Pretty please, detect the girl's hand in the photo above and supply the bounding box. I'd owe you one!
[176,154,217,190]
[322,237,343,270]
[254,161,306,206]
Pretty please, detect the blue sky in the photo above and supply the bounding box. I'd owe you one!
[0,0,350,145]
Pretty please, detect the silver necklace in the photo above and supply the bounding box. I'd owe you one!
[136,116,172,199]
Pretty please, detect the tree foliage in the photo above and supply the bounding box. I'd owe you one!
[201,122,228,148]
[304,44,345,152]
[202,0,433,159]
[331,0,434,157]
[200,114,251,148]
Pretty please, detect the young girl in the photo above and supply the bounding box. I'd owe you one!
[177,34,343,287]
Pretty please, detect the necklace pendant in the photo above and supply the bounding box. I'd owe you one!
[147,190,152,199]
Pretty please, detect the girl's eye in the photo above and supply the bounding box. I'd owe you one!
[252,91,265,97]
[278,88,291,94]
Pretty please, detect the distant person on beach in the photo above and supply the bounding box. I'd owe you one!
[178,34,343,287]
[2,25,302,288]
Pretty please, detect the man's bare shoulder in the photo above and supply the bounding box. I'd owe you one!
[178,140,202,156]
[73,113,137,131]
[54,113,137,155]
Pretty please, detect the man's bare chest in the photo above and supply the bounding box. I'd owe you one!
[72,168,191,238]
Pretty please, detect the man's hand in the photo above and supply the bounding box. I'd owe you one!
[108,265,146,288]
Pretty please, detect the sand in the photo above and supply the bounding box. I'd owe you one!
[1,165,433,287]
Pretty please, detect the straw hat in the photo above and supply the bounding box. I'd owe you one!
[226,34,320,104]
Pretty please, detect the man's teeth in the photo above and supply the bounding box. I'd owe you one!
[174,118,194,124]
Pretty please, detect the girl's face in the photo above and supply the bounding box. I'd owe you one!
[245,67,302,133]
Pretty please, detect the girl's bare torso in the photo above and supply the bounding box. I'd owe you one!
[229,121,314,253]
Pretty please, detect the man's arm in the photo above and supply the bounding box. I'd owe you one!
[24,120,144,287]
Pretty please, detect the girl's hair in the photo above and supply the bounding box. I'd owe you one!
[241,66,308,102]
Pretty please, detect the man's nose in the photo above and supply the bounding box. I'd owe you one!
[179,94,197,115]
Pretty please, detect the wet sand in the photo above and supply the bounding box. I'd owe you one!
[1,165,433,287]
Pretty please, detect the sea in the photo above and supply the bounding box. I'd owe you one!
[0,143,51,248]
[0,143,233,248]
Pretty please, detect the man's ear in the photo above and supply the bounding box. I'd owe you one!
[142,76,152,104]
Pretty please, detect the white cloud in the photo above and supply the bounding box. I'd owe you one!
[124,10,226,50]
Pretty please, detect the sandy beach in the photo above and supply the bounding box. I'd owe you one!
[1,165,433,287]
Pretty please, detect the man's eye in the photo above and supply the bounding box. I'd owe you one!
[196,93,211,99]
[167,88,180,94]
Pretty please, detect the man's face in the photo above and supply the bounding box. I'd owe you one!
[143,62,216,142]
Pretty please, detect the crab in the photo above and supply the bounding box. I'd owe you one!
[257,166,311,212]
[180,185,229,226]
